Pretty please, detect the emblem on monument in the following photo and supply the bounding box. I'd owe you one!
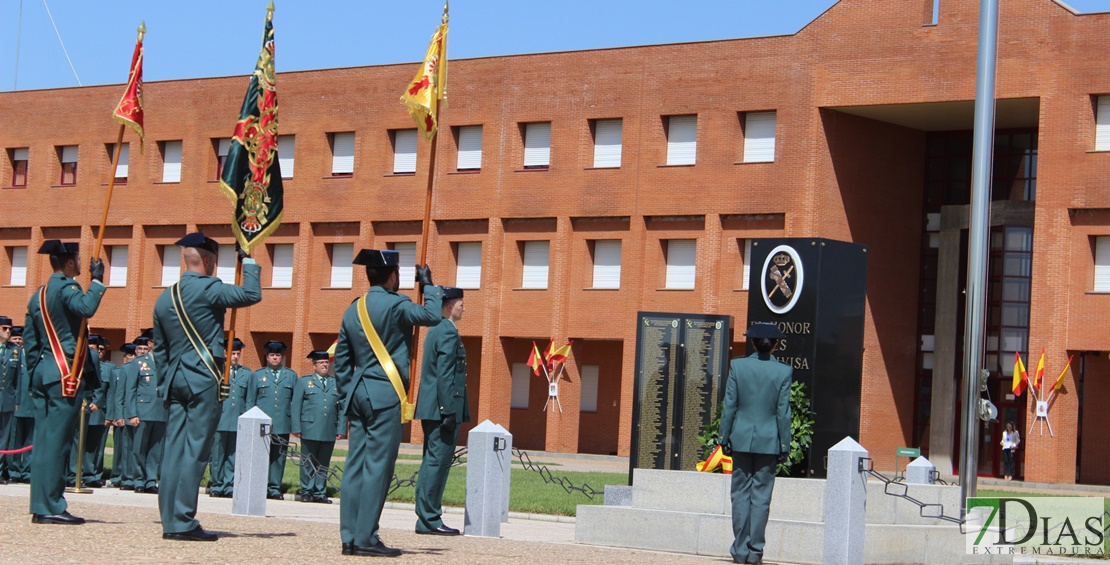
[761,244,804,314]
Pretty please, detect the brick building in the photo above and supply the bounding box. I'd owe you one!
[2,0,1109,484]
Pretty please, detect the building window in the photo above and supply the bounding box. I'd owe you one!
[456,125,482,171]
[107,245,128,287]
[521,240,550,289]
[215,244,237,283]
[106,143,129,183]
[392,129,418,174]
[742,111,777,163]
[59,145,78,185]
[161,140,183,183]
[330,243,354,288]
[160,245,181,286]
[510,362,531,409]
[330,132,355,176]
[392,242,416,289]
[664,239,696,289]
[270,244,294,288]
[10,148,28,186]
[739,239,752,290]
[580,365,599,413]
[591,240,621,289]
[522,122,551,169]
[278,134,295,179]
[455,242,482,289]
[8,247,27,286]
[665,115,697,166]
[1096,236,1110,292]
[215,138,231,179]
[1097,96,1110,151]
[592,119,622,168]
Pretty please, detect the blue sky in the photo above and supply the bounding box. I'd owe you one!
[1,0,1108,92]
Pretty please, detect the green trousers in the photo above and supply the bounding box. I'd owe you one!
[267,434,289,496]
[0,411,13,478]
[729,452,777,565]
[299,439,335,498]
[340,384,401,547]
[66,422,107,484]
[207,430,236,495]
[158,374,219,534]
[8,417,33,481]
[414,419,459,532]
[30,378,80,516]
[132,420,165,489]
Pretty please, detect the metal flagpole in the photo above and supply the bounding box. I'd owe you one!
[959,0,1000,505]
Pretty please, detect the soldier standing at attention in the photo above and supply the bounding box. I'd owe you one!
[0,316,18,484]
[7,326,32,483]
[152,233,261,541]
[208,338,252,498]
[65,335,108,488]
[125,333,166,494]
[292,350,347,504]
[24,240,106,525]
[413,286,469,535]
[107,343,136,488]
[91,336,116,486]
[335,249,441,557]
[248,340,297,500]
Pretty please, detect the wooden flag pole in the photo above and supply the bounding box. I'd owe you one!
[408,97,442,405]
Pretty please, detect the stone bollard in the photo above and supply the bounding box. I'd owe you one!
[823,437,868,565]
[464,420,512,537]
[906,456,937,485]
[491,422,512,523]
[232,406,272,516]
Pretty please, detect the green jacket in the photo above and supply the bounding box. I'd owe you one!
[23,273,106,388]
[415,318,470,422]
[125,353,166,422]
[292,373,347,441]
[334,285,442,415]
[718,353,793,456]
[108,364,130,421]
[216,364,253,432]
[0,341,21,412]
[152,261,262,399]
[13,346,32,419]
[247,366,297,435]
[93,360,115,422]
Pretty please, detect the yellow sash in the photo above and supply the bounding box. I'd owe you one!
[356,295,415,423]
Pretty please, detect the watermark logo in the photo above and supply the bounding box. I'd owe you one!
[966,497,1106,557]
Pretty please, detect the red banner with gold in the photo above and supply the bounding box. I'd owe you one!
[113,24,145,150]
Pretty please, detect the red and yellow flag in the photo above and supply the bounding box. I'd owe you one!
[546,340,573,370]
[527,341,544,377]
[399,2,448,140]
[1053,355,1073,391]
[113,22,145,150]
[1033,348,1046,392]
[696,444,733,474]
[1012,351,1028,396]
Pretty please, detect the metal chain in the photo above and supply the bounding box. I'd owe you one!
[859,457,966,530]
[268,434,343,491]
[512,447,604,500]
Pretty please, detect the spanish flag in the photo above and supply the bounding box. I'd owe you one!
[113,22,145,151]
[1052,355,1073,391]
[696,444,733,474]
[400,2,448,140]
[1012,352,1028,396]
[1033,348,1046,393]
[546,340,573,370]
[527,341,544,377]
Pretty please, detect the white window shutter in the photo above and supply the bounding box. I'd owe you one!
[114,143,130,178]
[61,146,78,163]
[665,239,696,289]
[1096,236,1110,292]
[522,241,550,289]
[580,365,599,412]
[10,247,27,286]
[216,244,237,283]
[162,141,182,182]
[278,135,295,178]
[330,243,354,288]
[457,125,483,170]
[666,115,697,165]
[108,245,129,287]
[217,138,231,157]
[523,122,551,167]
[332,132,355,174]
[161,246,181,286]
[395,242,416,289]
[1098,96,1110,151]
[271,244,294,288]
[13,148,28,161]
[592,240,621,289]
[743,111,777,163]
[393,130,418,173]
[510,363,531,409]
[593,119,622,168]
[455,242,482,289]
[741,239,752,290]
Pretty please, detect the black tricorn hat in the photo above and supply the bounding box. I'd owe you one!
[442,286,464,300]
[38,240,79,255]
[88,333,102,346]
[99,335,111,347]
[744,322,786,340]
[140,328,154,340]
[175,232,219,255]
[0,316,11,326]
[232,338,245,351]
[10,326,22,337]
[352,249,399,267]
[132,336,151,346]
[119,343,137,355]
[263,340,288,353]
[306,350,330,361]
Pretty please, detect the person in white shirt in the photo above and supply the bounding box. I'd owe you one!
[1000,421,1020,481]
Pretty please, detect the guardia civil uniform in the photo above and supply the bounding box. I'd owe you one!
[335,249,441,556]
[414,287,470,534]
[207,338,252,498]
[107,344,136,487]
[92,350,117,483]
[125,347,166,492]
[152,233,262,539]
[65,336,109,487]
[292,350,346,503]
[247,340,297,499]
[0,316,21,482]
[7,327,33,482]
[718,323,793,565]
[23,240,106,523]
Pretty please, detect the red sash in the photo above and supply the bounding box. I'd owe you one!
[38,285,86,398]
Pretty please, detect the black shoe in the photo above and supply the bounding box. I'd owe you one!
[349,541,401,557]
[222,491,233,498]
[342,542,353,556]
[163,525,218,542]
[120,485,135,491]
[295,494,309,502]
[0,478,8,485]
[313,496,333,504]
[86,480,104,488]
[145,486,158,494]
[31,511,85,525]
[267,493,284,500]
[134,486,146,494]
[415,525,461,536]
[208,491,221,498]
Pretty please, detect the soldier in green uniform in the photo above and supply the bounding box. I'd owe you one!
[414,287,469,535]
[247,340,297,500]
[152,233,262,541]
[335,249,441,557]
[91,336,116,485]
[24,240,106,525]
[65,334,109,487]
[718,323,793,565]
[208,337,252,498]
[116,337,145,490]
[107,343,136,488]
[125,334,166,494]
[292,350,347,504]
[0,316,19,483]
[7,326,32,483]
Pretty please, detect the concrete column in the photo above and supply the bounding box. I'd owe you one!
[823,437,868,565]
[906,456,937,485]
[464,420,512,537]
[232,406,272,517]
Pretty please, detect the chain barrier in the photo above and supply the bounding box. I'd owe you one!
[858,457,966,531]
[268,434,344,492]
[512,447,605,500]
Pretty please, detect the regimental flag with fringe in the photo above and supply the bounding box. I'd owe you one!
[113,22,145,150]
[527,341,544,377]
[1012,351,1028,396]
[219,3,283,254]
[399,2,448,140]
